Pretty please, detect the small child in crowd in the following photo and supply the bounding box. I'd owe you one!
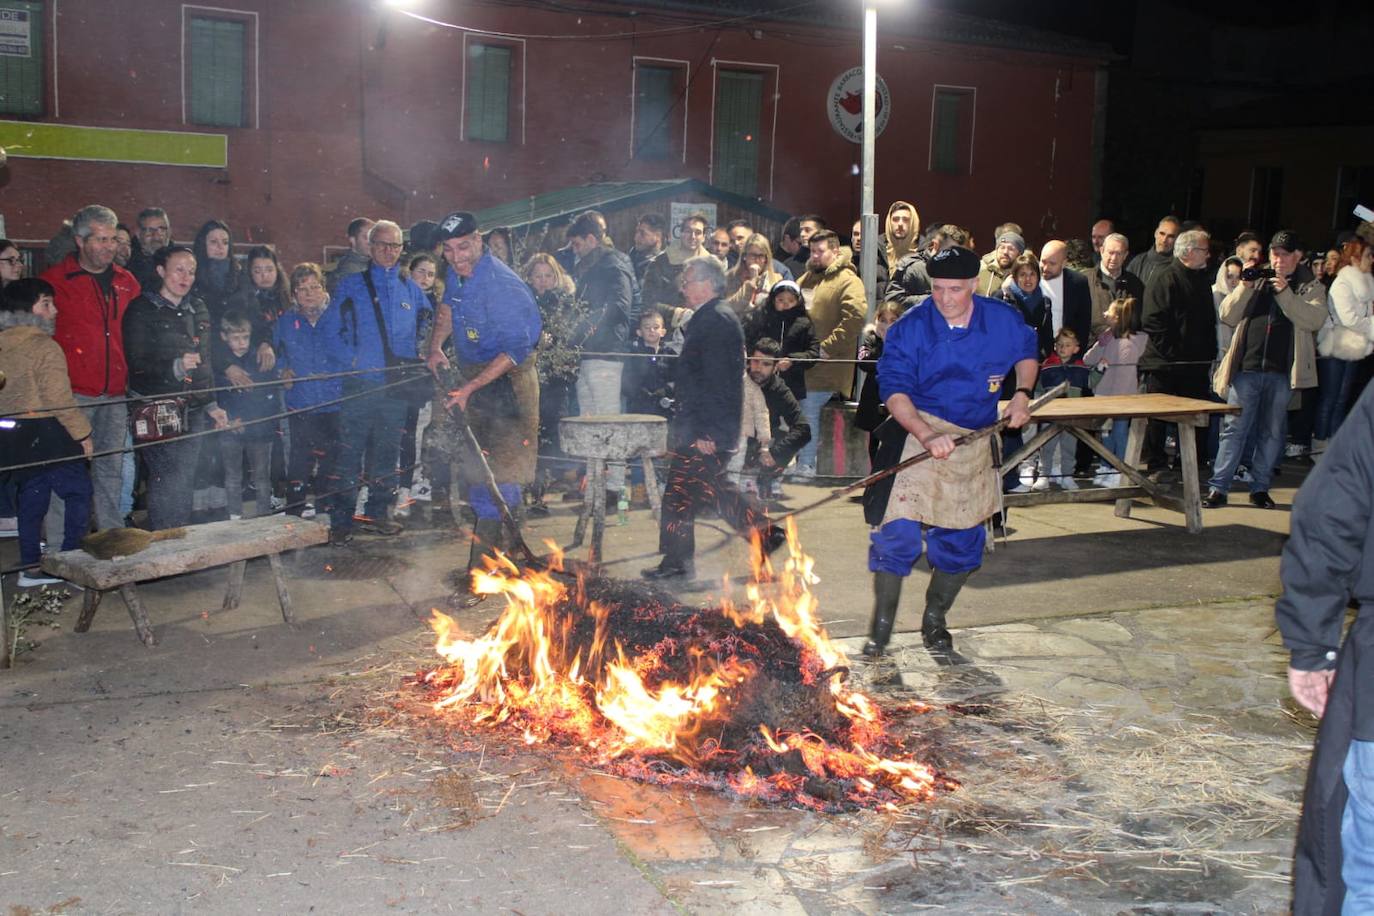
[1084,296,1149,487]
[1036,327,1093,490]
[0,278,93,587]
[215,310,281,518]
[621,307,676,417]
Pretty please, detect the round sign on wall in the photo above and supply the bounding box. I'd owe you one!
[827,67,891,144]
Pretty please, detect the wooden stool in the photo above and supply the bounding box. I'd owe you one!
[560,414,668,566]
[38,516,329,647]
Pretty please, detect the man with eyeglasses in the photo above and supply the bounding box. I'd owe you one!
[1137,228,1223,480]
[641,212,710,315]
[125,207,172,291]
[328,220,431,544]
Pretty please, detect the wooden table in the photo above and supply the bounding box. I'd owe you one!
[38,516,329,647]
[1001,394,1239,534]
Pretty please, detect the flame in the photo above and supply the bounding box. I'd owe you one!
[417,524,953,810]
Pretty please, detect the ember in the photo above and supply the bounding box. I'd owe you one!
[412,525,958,811]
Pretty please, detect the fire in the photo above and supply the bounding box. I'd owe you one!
[415,524,956,811]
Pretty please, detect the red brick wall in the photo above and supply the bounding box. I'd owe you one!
[0,0,1104,268]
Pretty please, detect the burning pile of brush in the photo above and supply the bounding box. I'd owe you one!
[411,526,957,811]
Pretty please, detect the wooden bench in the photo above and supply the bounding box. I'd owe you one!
[39,516,329,647]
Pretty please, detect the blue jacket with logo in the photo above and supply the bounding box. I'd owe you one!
[333,263,431,384]
[878,295,1038,431]
[442,253,541,368]
[274,304,347,412]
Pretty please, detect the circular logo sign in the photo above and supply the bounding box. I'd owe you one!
[827,67,891,144]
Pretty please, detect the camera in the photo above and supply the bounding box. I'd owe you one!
[1241,266,1276,283]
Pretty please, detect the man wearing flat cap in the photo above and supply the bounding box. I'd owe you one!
[862,245,1039,659]
[427,211,542,582]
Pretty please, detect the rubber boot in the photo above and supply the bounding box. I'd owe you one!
[922,569,972,652]
[862,572,905,658]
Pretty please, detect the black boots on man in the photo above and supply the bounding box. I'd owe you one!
[922,569,971,653]
[862,572,904,658]
[457,518,506,605]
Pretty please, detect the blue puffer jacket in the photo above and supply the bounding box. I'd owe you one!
[274,304,347,412]
[333,263,432,383]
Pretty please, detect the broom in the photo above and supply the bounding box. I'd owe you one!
[82,527,188,560]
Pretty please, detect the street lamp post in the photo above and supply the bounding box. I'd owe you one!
[859,1,879,324]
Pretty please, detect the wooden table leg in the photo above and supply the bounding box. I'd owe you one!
[1114,418,1147,519]
[642,455,662,520]
[1178,422,1204,534]
[119,584,157,647]
[588,459,607,566]
[267,552,297,626]
[223,559,248,610]
[75,588,105,633]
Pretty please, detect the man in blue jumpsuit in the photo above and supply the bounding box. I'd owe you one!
[425,211,542,579]
[864,246,1039,658]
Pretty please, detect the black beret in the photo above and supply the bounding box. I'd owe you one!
[437,211,478,241]
[926,245,980,280]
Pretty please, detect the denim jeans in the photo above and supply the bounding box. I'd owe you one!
[333,385,408,531]
[141,419,206,530]
[577,359,626,491]
[224,436,273,517]
[796,391,833,473]
[1103,418,1130,461]
[44,394,127,542]
[1209,370,1290,494]
[1317,357,1359,442]
[16,462,91,565]
[1342,739,1374,913]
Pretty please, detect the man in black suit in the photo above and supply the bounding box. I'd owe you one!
[1036,240,1091,356]
[642,256,784,580]
[1039,240,1095,474]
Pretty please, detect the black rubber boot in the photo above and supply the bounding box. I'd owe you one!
[922,569,972,652]
[862,572,905,658]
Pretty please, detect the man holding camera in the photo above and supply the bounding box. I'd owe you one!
[1205,230,1328,509]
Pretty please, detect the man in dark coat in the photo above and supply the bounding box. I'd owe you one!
[1126,215,1181,288]
[642,256,783,581]
[1277,380,1374,914]
[1138,229,1217,477]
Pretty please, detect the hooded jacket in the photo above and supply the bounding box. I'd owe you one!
[0,311,92,444]
[883,201,919,270]
[742,283,820,402]
[40,253,140,397]
[798,248,867,397]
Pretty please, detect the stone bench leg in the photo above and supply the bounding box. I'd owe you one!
[268,553,297,625]
[120,584,157,647]
[572,458,606,552]
[223,560,248,610]
[75,589,105,633]
[642,455,662,520]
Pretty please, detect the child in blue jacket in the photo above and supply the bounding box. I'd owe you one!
[216,310,281,517]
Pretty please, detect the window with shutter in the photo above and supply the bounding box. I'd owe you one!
[466,43,511,143]
[714,69,763,197]
[187,15,246,128]
[930,87,975,175]
[634,65,676,161]
[0,0,45,117]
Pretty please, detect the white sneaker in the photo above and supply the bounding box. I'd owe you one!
[302,504,317,519]
[394,487,412,519]
[1094,471,1122,488]
[1285,442,1305,458]
[0,517,17,538]
[1007,483,1031,494]
[18,571,63,587]
[229,513,242,521]
[1060,477,1079,491]
[270,495,286,511]
[1031,476,1050,491]
[355,487,369,517]
[1019,466,1036,488]
[411,477,433,501]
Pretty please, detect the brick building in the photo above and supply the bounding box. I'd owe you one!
[0,0,1109,268]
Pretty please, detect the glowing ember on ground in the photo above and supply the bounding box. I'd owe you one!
[411,524,958,811]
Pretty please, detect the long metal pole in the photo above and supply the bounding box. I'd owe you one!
[859,3,879,324]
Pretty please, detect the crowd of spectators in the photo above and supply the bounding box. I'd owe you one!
[2,199,1373,588]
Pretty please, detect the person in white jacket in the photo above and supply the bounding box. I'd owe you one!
[1314,238,1374,449]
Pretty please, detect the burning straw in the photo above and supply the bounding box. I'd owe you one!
[408,525,958,812]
